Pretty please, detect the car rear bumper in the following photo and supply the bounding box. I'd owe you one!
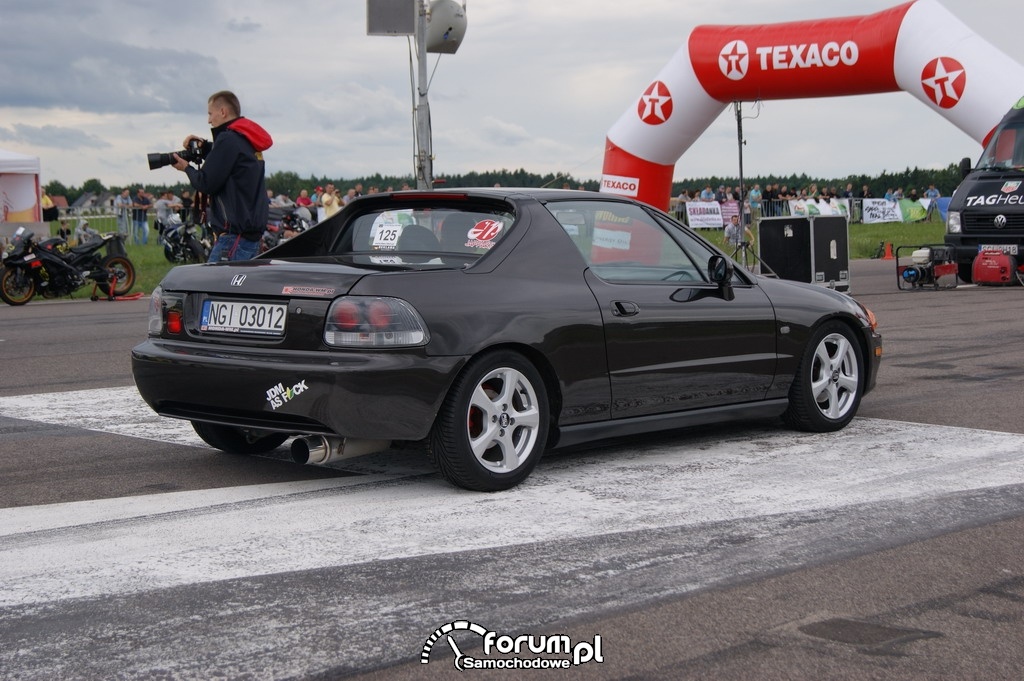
[131,340,465,441]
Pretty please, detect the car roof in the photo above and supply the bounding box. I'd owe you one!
[368,187,625,204]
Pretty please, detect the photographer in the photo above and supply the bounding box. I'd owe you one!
[171,90,272,262]
[723,214,754,248]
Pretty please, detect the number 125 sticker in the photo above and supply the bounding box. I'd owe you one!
[372,222,403,250]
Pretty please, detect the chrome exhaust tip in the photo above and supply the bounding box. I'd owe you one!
[291,435,390,466]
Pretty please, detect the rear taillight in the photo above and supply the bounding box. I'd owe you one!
[166,310,183,334]
[324,296,428,347]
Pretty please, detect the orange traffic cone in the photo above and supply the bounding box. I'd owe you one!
[882,242,894,260]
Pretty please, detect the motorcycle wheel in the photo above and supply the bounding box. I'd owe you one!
[0,268,36,306]
[185,238,206,263]
[96,255,136,297]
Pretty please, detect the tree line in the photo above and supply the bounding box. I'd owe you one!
[43,163,967,206]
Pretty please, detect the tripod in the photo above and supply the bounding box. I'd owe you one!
[729,240,776,276]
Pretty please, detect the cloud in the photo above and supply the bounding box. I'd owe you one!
[0,124,110,150]
[0,28,223,114]
[226,16,262,33]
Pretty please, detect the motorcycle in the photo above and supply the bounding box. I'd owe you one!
[261,206,312,253]
[0,226,136,305]
[160,214,210,264]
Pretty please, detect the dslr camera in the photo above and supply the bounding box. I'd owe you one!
[147,138,209,170]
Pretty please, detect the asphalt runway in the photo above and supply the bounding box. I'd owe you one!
[0,257,1022,680]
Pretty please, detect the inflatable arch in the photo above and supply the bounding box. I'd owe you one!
[600,0,1024,210]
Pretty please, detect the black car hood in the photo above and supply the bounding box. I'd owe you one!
[157,257,378,298]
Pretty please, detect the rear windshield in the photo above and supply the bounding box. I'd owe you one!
[331,205,516,266]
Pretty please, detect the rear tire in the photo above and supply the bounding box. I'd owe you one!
[783,321,863,432]
[97,255,136,297]
[427,351,549,491]
[0,268,36,306]
[192,422,289,455]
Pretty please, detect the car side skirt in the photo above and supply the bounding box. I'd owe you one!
[552,399,789,450]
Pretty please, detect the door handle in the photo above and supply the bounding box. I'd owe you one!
[612,301,640,317]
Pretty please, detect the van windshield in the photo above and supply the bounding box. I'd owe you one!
[978,118,1024,170]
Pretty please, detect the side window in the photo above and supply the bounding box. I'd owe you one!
[546,200,706,284]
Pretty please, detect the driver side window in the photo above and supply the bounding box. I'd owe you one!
[548,200,705,284]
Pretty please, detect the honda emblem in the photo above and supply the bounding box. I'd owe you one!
[230,274,247,286]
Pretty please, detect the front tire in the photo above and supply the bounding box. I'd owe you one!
[192,422,289,454]
[783,321,863,432]
[958,263,973,284]
[97,255,136,297]
[0,268,36,305]
[427,351,549,491]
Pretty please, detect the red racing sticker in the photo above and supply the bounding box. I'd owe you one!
[921,57,966,109]
[466,219,503,249]
[637,81,673,125]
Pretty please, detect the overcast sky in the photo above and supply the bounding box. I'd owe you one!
[1,0,1021,191]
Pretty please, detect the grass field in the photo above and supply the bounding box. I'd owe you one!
[48,214,947,299]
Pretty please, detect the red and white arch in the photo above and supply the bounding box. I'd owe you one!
[600,0,1024,210]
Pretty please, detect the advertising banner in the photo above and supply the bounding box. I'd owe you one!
[685,201,724,228]
[862,198,904,223]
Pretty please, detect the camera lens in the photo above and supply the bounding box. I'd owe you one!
[147,152,172,170]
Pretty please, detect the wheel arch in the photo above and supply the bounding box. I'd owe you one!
[449,342,563,444]
[820,312,872,379]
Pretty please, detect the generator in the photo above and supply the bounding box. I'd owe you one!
[972,249,1023,285]
[895,244,958,290]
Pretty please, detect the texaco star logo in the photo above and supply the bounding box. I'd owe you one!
[638,80,673,125]
[718,40,749,81]
[921,57,966,109]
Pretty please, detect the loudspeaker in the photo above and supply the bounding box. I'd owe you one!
[366,0,416,36]
[757,215,850,291]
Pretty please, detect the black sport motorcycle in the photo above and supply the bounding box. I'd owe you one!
[160,214,210,264]
[0,226,136,305]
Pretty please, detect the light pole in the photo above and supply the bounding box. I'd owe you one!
[414,2,433,189]
[367,0,466,190]
[735,101,745,207]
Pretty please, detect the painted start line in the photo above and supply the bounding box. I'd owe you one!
[0,386,1022,609]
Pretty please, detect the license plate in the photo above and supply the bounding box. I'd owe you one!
[201,300,287,336]
[980,244,1019,255]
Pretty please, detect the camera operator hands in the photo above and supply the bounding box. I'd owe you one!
[171,135,204,172]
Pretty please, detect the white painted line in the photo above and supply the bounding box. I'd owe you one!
[0,386,1022,609]
[0,386,206,447]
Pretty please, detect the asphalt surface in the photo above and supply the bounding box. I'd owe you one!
[0,257,1022,680]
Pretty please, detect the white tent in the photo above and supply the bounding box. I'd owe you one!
[0,148,41,176]
[0,148,42,242]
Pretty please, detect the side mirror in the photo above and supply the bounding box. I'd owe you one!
[708,254,735,301]
[959,156,972,178]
